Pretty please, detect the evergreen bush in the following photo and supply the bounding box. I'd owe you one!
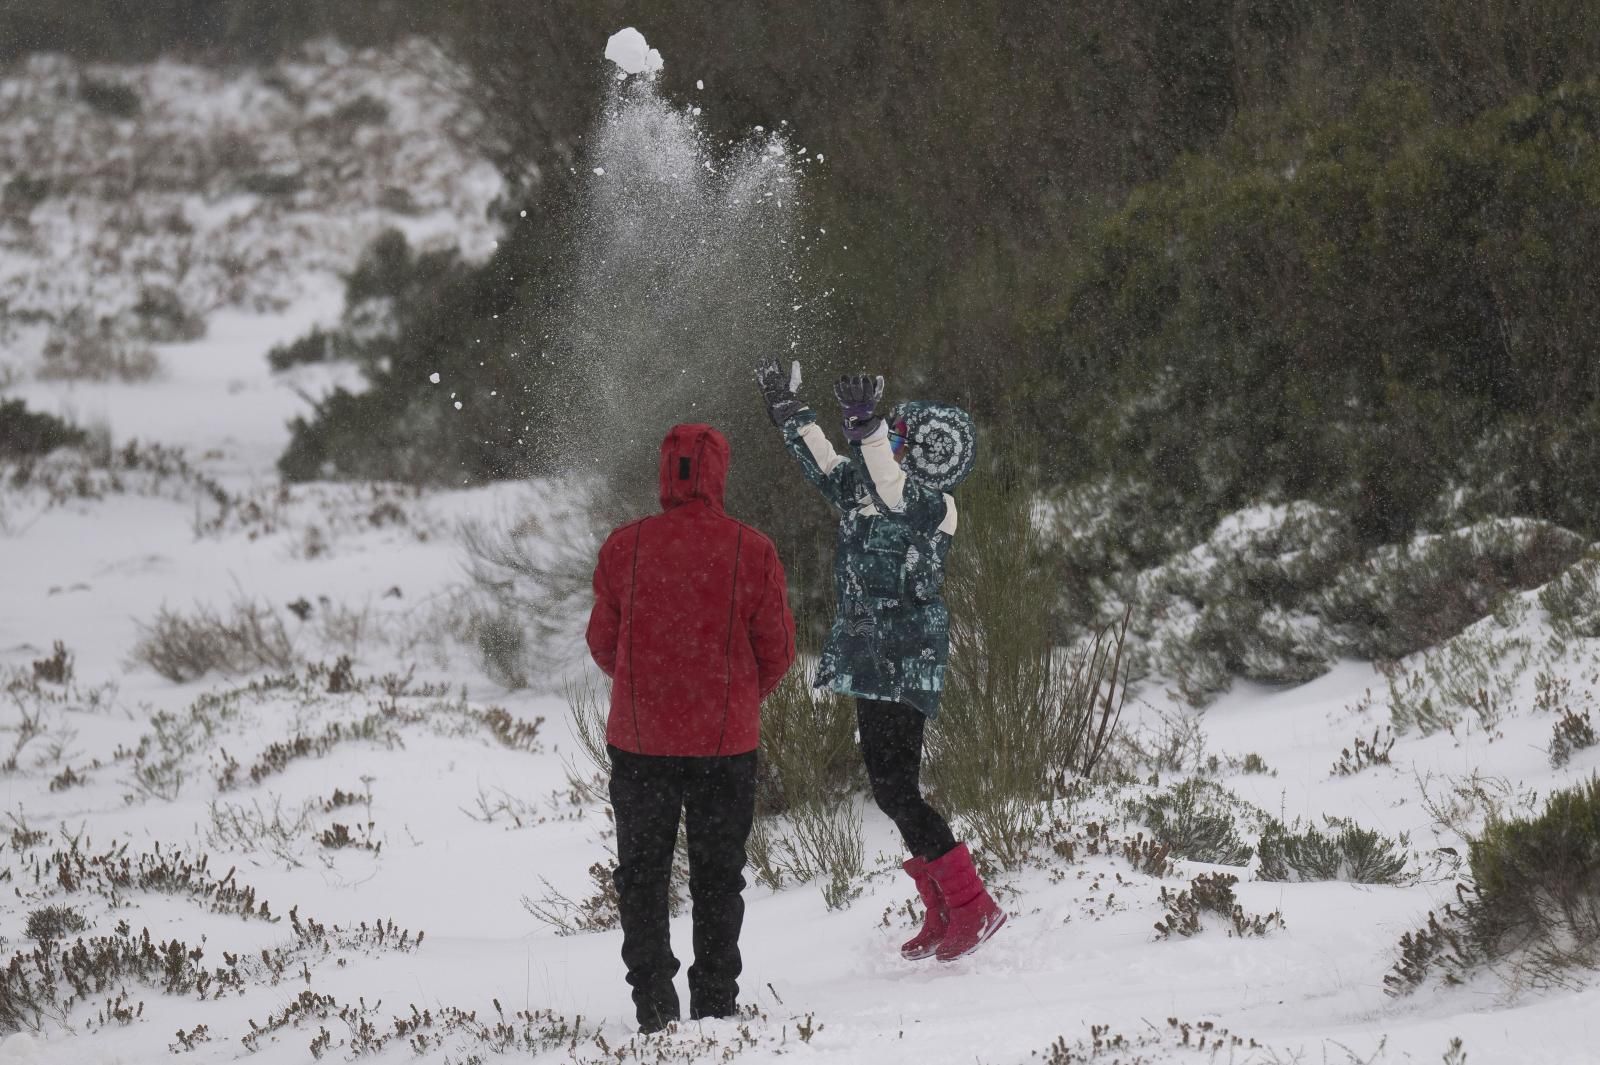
[1257,817,1409,885]
[0,401,86,459]
[1134,780,1258,867]
[927,442,1128,868]
[1468,777,1600,966]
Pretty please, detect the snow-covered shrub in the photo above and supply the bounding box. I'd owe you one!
[1121,502,1351,704]
[1381,605,1533,737]
[1539,556,1600,640]
[1396,777,1600,992]
[1317,519,1584,663]
[1256,817,1409,885]
[1134,779,1259,867]
[1,40,499,384]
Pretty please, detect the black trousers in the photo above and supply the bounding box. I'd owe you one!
[608,745,757,1026]
[856,698,957,862]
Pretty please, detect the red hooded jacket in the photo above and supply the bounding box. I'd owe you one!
[586,424,797,756]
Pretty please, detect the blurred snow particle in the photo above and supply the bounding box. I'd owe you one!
[593,167,606,176]
[697,79,704,90]
[429,372,440,383]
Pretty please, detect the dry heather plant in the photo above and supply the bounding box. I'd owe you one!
[119,664,540,804]
[1,897,422,1037]
[1036,1016,1262,1064]
[1154,872,1284,940]
[37,313,161,382]
[460,485,606,690]
[1332,726,1395,775]
[131,597,297,682]
[1550,709,1598,768]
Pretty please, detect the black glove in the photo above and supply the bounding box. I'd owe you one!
[834,373,884,442]
[756,358,807,427]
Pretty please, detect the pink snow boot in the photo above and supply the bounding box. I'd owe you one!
[899,856,949,960]
[925,843,1006,961]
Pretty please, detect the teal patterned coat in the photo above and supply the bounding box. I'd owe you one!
[781,401,978,718]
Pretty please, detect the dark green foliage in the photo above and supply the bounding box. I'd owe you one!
[1316,521,1585,661]
[1257,817,1409,884]
[926,442,1129,867]
[1135,780,1258,867]
[1551,711,1598,768]
[328,94,389,128]
[277,229,529,484]
[1469,777,1600,961]
[266,326,343,372]
[1392,777,1600,992]
[130,286,204,343]
[0,401,87,459]
[1047,80,1600,545]
[755,666,860,819]
[77,76,139,117]
[0,1,419,63]
[3,174,51,214]
[24,906,87,943]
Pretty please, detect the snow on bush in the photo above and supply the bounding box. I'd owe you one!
[0,38,501,377]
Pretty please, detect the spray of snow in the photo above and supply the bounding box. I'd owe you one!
[536,29,818,507]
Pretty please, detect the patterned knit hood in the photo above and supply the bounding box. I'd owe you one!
[888,401,977,493]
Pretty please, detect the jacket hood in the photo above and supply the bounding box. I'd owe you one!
[888,401,978,492]
[658,423,730,511]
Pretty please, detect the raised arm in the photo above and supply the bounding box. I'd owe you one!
[757,358,860,513]
[853,420,955,534]
[834,373,954,534]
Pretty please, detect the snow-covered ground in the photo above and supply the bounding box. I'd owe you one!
[4,288,1599,1065]
[4,37,1600,1065]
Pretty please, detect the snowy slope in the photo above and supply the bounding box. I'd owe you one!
[3,293,1600,1065]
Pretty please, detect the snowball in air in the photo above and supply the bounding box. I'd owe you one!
[593,167,605,176]
[605,28,664,76]
[429,372,440,384]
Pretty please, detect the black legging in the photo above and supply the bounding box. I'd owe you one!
[856,698,957,861]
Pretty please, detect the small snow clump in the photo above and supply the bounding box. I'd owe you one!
[605,28,664,77]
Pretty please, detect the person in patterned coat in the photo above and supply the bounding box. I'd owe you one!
[755,359,1006,962]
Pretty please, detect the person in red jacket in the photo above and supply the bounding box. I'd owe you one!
[586,423,797,1034]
